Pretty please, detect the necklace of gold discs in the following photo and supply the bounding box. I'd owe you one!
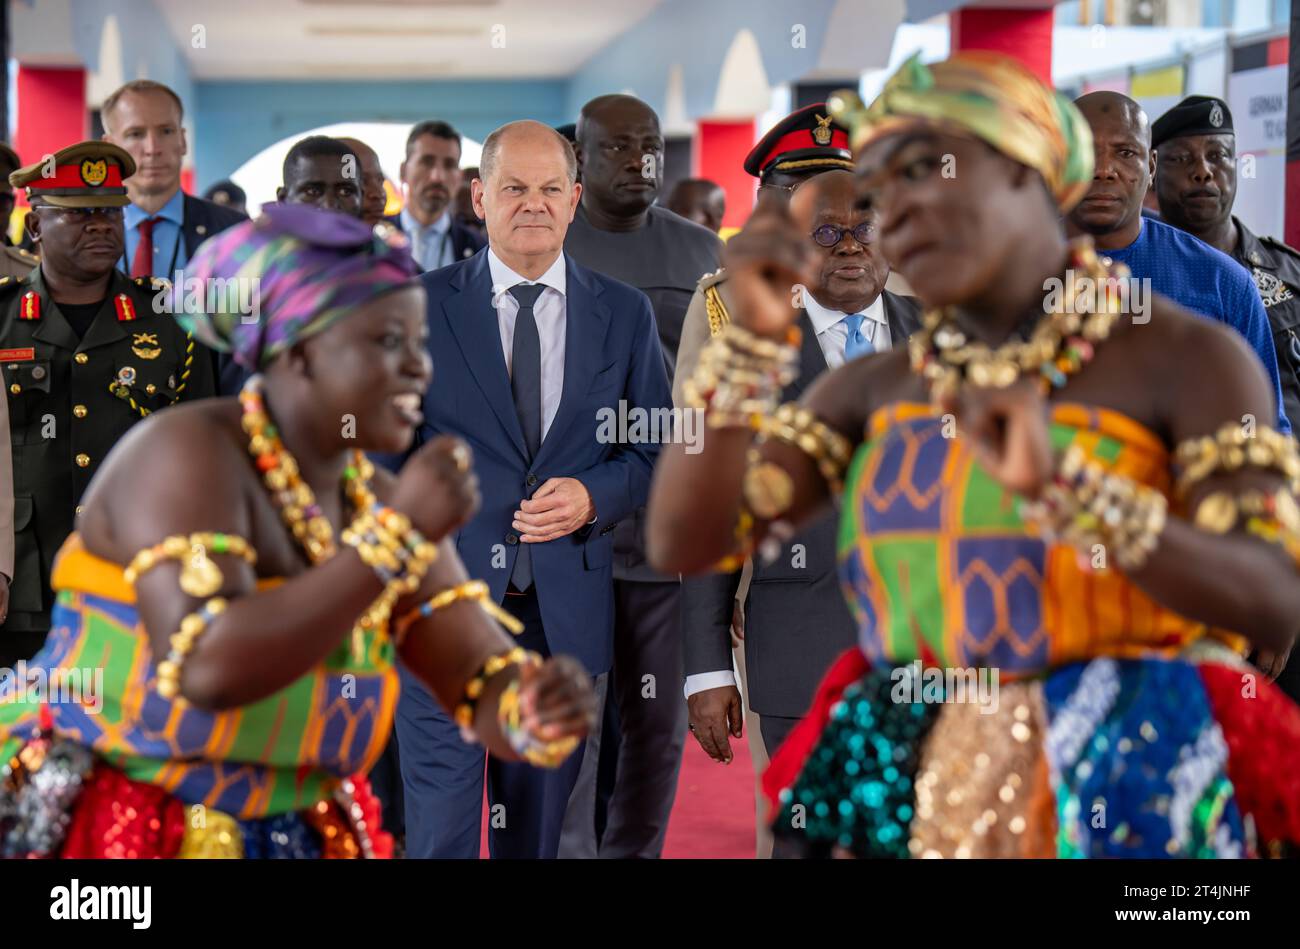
[908,239,1129,401]
[240,374,387,663]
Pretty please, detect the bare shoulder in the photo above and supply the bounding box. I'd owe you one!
[1130,295,1278,435]
[803,348,914,444]
[80,399,251,558]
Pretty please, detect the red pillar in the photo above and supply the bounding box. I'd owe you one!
[950,6,1054,83]
[14,67,87,169]
[694,119,756,232]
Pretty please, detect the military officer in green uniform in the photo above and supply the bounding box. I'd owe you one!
[0,141,215,665]
[0,143,38,280]
[672,104,856,406]
[1153,96,1300,703]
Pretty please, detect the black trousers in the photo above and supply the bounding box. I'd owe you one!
[596,578,686,858]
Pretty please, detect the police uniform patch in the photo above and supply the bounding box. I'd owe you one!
[1252,267,1295,308]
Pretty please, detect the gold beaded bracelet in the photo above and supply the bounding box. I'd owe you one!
[1021,445,1168,571]
[1193,487,1300,567]
[391,580,525,647]
[155,597,227,699]
[453,646,540,740]
[497,677,581,769]
[124,532,257,598]
[682,323,801,428]
[753,402,853,500]
[1175,422,1300,499]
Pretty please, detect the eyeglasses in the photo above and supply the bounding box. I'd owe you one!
[811,223,875,247]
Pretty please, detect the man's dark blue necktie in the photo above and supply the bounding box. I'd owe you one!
[508,282,546,590]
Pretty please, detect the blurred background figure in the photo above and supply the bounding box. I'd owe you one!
[0,143,37,278]
[391,120,484,270]
[336,136,389,227]
[664,177,726,234]
[203,179,247,215]
[452,165,486,243]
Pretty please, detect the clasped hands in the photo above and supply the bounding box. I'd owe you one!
[513,477,595,543]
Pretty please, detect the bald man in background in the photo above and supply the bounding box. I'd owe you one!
[563,93,721,859]
[1066,91,1290,432]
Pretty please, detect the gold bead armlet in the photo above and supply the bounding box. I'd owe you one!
[124,532,257,599]
[391,580,524,647]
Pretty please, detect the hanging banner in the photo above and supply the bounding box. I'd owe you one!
[1229,64,1288,239]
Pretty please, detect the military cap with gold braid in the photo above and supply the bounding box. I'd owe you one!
[9,141,136,209]
[743,103,854,180]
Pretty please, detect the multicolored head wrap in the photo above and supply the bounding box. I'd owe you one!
[177,203,419,370]
[828,52,1094,212]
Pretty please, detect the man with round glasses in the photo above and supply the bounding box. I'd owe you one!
[676,153,919,856]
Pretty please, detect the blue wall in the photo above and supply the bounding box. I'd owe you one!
[69,0,195,112]
[564,0,840,120]
[193,78,568,189]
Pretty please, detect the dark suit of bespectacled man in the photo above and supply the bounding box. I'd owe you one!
[378,120,671,859]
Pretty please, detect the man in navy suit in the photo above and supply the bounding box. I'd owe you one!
[385,120,486,270]
[395,119,671,859]
[101,80,246,279]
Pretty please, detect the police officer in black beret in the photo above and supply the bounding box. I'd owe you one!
[1153,95,1300,700]
[0,141,215,666]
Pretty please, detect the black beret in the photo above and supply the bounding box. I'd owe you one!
[1152,96,1234,149]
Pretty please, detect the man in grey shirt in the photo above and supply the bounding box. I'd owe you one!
[563,93,722,858]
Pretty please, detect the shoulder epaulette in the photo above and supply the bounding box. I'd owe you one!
[134,275,172,292]
[1260,234,1300,259]
[702,279,731,338]
[696,268,728,291]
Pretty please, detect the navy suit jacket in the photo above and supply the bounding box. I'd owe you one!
[183,194,247,258]
[411,249,670,675]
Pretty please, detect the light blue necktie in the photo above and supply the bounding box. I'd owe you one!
[842,313,875,361]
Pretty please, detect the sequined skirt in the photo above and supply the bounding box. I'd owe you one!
[0,736,393,859]
[765,646,1300,858]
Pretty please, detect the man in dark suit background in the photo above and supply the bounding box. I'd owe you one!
[395,119,671,859]
[678,170,919,855]
[101,80,246,280]
[387,120,486,270]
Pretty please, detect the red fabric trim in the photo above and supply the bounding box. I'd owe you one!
[756,127,850,170]
[61,763,187,858]
[32,162,124,191]
[1198,663,1300,852]
[760,647,870,811]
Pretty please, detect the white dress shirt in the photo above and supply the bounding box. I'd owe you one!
[402,207,456,271]
[803,291,890,368]
[487,248,568,441]
[683,291,893,700]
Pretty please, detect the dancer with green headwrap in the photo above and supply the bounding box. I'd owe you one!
[649,52,1300,858]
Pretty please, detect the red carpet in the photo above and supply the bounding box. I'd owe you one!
[477,731,758,858]
[662,733,756,859]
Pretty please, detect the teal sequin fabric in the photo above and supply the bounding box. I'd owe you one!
[773,666,941,857]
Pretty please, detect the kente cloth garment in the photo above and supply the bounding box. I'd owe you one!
[0,535,399,857]
[177,202,419,370]
[763,403,1300,858]
[833,51,1094,213]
